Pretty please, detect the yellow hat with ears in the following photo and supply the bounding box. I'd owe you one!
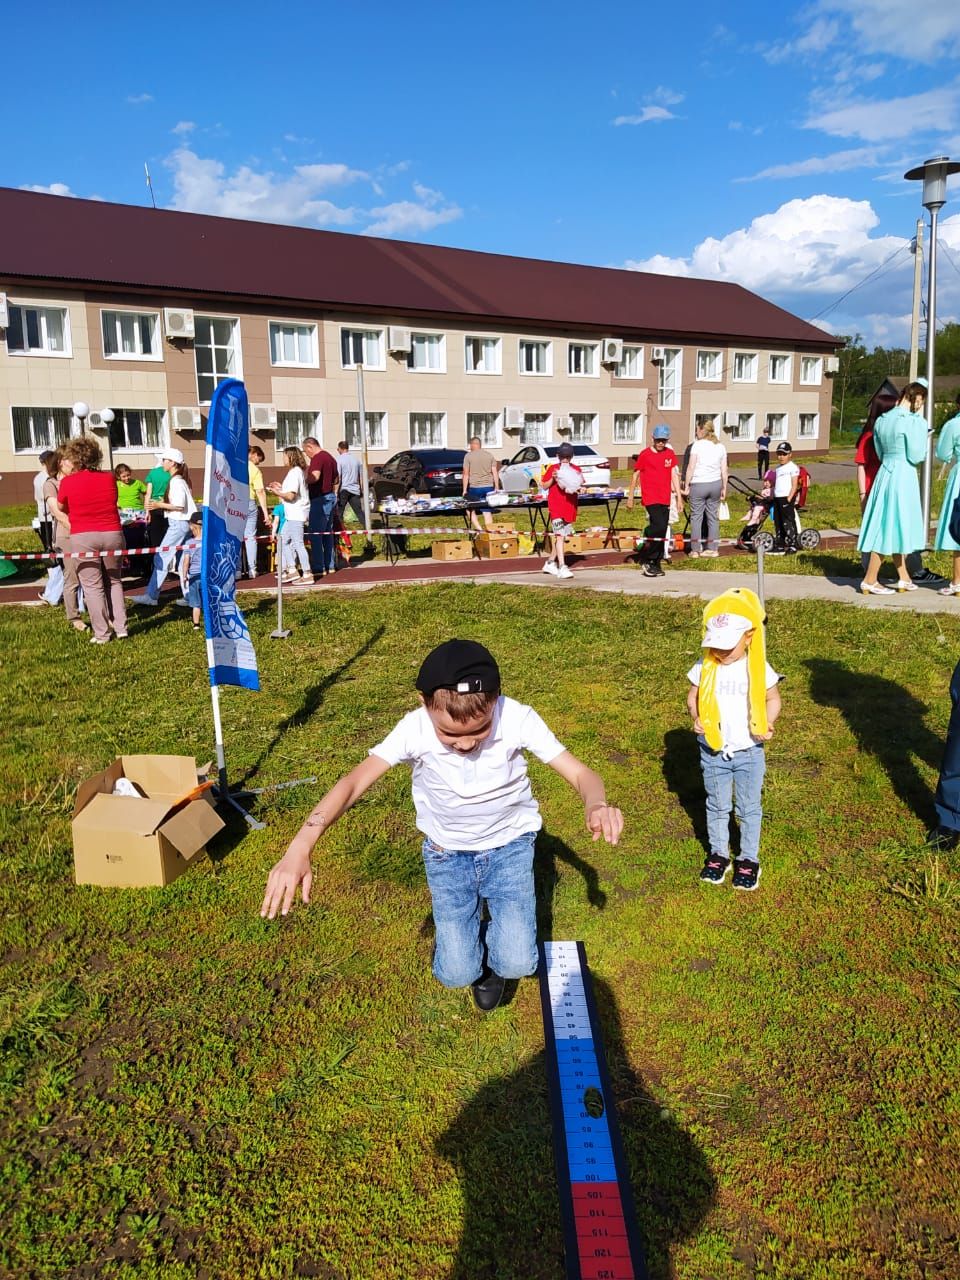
[698,587,768,751]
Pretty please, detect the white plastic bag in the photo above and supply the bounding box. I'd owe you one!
[718,501,730,522]
[555,462,583,495]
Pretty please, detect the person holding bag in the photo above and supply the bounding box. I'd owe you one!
[268,447,314,585]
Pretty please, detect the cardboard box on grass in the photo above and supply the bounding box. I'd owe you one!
[476,533,520,559]
[614,530,644,552]
[432,539,474,561]
[546,530,606,555]
[72,755,225,888]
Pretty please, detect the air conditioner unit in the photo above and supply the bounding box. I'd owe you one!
[0,293,8,329]
[88,412,104,428]
[600,337,623,365]
[722,411,739,428]
[172,406,203,433]
[504,405,524,429]
[825,356,840,374]
[164,308,196,341]
[250,403,278,431]
[650,346,665,362]
[387,326,411,354]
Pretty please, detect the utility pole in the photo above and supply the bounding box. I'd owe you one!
[909,218,924,382]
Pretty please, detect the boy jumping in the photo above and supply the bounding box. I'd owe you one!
[261,639,623,1011]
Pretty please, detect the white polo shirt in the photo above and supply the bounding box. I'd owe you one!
[371,695,565,850]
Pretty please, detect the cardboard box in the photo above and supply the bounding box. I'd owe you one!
[488,521,516,535]
[476,533,520,559]
[72,755,225,888]
[614,530,644,552]
[547,531,607,555]
[432,539,474,561]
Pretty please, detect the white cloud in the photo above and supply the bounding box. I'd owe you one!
[737,146,883,181]
[612,106,676,126]
[762,16,840,63]
[365,198,462,238]
[126,92,153,105]
[650,85,685,106]
[816,0,960,62]
[805,85,960,141]
[172,120,196,136]
[19,182,76,197]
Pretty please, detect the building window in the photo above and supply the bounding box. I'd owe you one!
[658,348,682,410]
[465,336,501,375]
[344,411,387,450]
[569,412,598,443]
[269,322,318,368]
[6,305,70,357]
[729,412,756,441]
[613,413,643,445]
[276,411,321,449]
[466,412,501,449]
[766,412,788,440]
[696,350,722,382]
[408,332,445,373]
[733,352,758,382]
[568,342,599,377]
[521,413,551,444]
[769,353,792,384]
[109,408,165,451]
[102,310,160,360]
[519,340,551,376]
[195,316,241,404]
[340,327,384,370]
[12,405,71,452]
[800,356,822,386]
[798,413,819,438]
[409,412,445,447]
[615,345,644,379]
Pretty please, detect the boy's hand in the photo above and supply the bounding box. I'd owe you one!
[691,716,704,734]
[586,803,623,845]
[755,728,774,741]
[261,851,313,920]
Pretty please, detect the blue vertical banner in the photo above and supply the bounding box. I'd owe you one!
[201,378,260,691]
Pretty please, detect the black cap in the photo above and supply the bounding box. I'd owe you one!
[38,450,53,463]
[415,639,501,696]
[557,442,575,459]
[776,442,792,454]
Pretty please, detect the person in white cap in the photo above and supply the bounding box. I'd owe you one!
[132,452,197,606]
[144,448,181,551]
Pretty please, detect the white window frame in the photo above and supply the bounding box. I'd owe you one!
[408,331,446,374]
[344,411,387,451]
[800,356,823,386]
[613,412,644,445]
[768,353,792,385]
[409,411,446,447]
[569,412,599,444]
[567,342,599,378]
[464,335,502,375]
[5,304,72,358]
[730,412,756,441]
[100,309,161,361]
[766,412,788,441]
[696,349,722,382]
[11,405,72,453]
[657,348,683,411]
[466,411,502,450]
[276,410,322,451]
[518,339,552,377]
[798,413,819,439]
[107,408,167,452]
[194,315,243,405]
[339,326,385,371]
[732,351,758,383]
[269,321,319,369]
[520,412,551,444]
[615,345,644,379]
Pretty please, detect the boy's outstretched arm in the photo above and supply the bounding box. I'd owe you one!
[260,754,391,919]
[547,750,623,845]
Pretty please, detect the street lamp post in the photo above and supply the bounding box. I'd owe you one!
[904,155,960,545]
[355,363,373,551]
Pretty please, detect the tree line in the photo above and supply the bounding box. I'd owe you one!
[833,323,960,439]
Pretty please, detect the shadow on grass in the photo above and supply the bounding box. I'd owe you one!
[436,974,715,1279]
[805,657,943,827]
[662,729,712,854]
[535,827,607,940]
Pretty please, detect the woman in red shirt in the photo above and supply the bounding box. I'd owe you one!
[58,436,128,644]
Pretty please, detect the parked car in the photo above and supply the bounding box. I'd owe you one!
[371,447,466,503]
[498,443,611,493]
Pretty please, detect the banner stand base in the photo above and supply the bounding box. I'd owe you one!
[232,776,317,798]
[214,786,267,831]
[270,627,292,639]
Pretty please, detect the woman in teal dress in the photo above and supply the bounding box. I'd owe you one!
[858,382,928,594]
[934,392,960,595]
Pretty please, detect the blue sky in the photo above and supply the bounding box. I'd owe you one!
[6,0,960,346]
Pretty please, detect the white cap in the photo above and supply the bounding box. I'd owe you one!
[158,447,184,464]
[703,613,753,650]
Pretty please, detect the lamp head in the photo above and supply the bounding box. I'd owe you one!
[99,408,115,425]
[904,156,960,211]
[72,401,89,421]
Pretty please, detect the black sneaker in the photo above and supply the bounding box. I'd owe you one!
[699,854,731,884]
[471,969,506,1012]
[912,568,947,585]
[928,826,959,852]
[641,563,659,577]
[732,859,761,891]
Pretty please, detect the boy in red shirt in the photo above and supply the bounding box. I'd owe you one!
[541,442,582,579]
[627,424,681,577]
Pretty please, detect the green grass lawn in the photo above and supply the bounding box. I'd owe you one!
[2,584,960,1278]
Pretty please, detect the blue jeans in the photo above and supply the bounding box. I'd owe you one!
[422,831,539,987]
[143,519,191,601]
[308,492,338,575]
[935,657,960,832]
[698,740,765,862]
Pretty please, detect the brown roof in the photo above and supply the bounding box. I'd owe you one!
[0,186,839,349]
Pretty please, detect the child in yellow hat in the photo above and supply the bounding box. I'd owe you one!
[686,588,782,890]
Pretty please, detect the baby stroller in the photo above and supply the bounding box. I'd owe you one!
[730,471,820,553]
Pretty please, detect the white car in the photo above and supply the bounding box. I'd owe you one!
[497,443,611,494]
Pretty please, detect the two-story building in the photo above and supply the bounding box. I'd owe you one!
[0,186,840,503]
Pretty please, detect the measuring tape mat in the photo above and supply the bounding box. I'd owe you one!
[538,941,647,1280]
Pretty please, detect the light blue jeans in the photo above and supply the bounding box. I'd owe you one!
[421,831,539,987]
[698,740,765,863]
[143,519,191,602]
[243,501,260,577]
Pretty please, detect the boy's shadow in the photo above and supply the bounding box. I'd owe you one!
[435,972,716,1279]
[661,729,741,857]
[805,658,944,827]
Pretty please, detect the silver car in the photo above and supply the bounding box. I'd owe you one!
[498,443,611,493]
